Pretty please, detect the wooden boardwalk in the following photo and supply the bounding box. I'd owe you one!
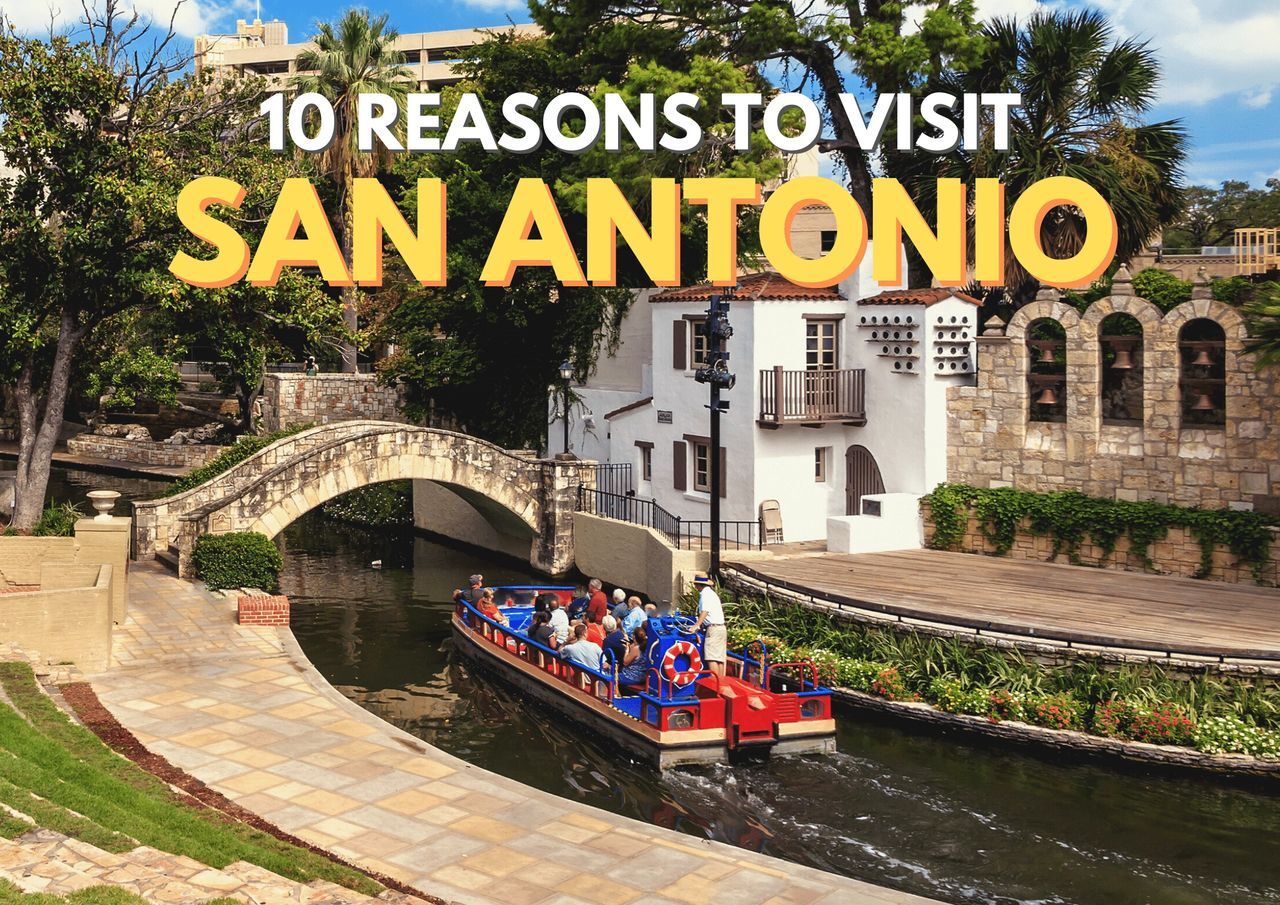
[725,549,1280,661]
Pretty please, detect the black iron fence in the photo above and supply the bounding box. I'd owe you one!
[589,462,633,497]
[576,486,762,551]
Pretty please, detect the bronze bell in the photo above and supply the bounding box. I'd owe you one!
[1035,385,1058,406]
[1191,392,1215,412]
[1111,346,1134,369]
[1036,343,1057,365]
[1191,347,1214,367]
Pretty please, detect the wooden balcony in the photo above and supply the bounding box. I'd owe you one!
[758,367,867,428]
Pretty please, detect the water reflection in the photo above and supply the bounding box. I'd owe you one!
[282,512,1280,905]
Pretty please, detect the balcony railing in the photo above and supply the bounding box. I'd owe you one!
[758,367,866,428]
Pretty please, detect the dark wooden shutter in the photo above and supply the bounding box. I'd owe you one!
[672,319,686,370]
[719,448,727,498]
[673,441,686,491]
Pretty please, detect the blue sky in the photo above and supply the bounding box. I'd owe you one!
[2,0,1276,187]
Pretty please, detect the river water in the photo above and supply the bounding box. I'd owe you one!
[36,468,1280,903]
[275,511,1280,905]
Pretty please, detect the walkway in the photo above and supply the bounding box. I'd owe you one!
[0,443,187,480]
[726,549,1280,662]
[89,564,931,905]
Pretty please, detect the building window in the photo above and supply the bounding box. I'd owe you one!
[692,441,711,492]
[820,230,838,254]
[1100,313,1143,426]
[806,319,839,371]
[637,443,653,481]
[815,447,830,482]
[690,317,709,368]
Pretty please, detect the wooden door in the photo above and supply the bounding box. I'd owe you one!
[845,445,885,516]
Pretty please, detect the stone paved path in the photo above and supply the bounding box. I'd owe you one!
[90,564,934,905]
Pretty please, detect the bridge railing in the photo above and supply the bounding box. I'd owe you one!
[575,487,761,551]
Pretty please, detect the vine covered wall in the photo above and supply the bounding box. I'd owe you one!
[921,485,1280,586]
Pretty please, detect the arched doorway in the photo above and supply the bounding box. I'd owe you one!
[845,445,885,515]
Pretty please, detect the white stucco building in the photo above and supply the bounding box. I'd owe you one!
[550,250,980,550]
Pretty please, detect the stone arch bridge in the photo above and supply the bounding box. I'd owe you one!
[131,421,595,577]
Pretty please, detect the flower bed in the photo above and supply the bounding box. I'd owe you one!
[722,593,1280,773]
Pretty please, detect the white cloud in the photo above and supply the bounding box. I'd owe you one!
[1086,0,1280,108]
[0,0,248,38]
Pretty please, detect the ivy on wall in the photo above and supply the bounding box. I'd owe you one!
[921,483,1280,582]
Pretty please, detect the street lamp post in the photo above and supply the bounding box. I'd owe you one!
[558,360,574,457]
[694,287,736,576]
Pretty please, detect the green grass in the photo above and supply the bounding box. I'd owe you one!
[0,879,151,905]
[0,664,380,896]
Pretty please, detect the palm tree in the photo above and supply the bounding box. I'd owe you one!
[293,10,412,372]
[916,9,1187,300]
[1244,284,1280,369]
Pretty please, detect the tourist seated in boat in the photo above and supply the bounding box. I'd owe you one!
[610,588,628,623]
[600,615,627,667]
[527,610,558,649]
[616,624,652,689]
[621,596,646,638]
[546,594,571,646]
[584,617,607,646]
[476,588,508,625]
[451,573,484,604]
[560,623,604,671]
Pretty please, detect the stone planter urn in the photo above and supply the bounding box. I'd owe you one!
[87,490,121,521]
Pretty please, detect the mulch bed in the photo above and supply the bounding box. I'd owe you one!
[60,682,445,905]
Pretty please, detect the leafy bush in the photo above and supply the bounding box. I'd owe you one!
[191,532,283,591]
[164,425,312,497]
[1128,704,1196,746]
[1093,698,1136,738]
[835,658,888,692]
[1193,716,1280,758]
[1024,693,1085,731]
[987,689,1025,722]
[870,667,912,702]
[1132,268,1192,311]
[33,502,83,537]
[928,677,991,716]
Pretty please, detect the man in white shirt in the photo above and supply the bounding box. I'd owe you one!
[559,624,603,672]
[686,574,727,677]
[547,596,570,646]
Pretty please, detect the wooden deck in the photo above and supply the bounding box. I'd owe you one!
[724,549,1280,662]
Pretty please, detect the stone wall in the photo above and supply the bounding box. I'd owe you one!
[920,502,1280,586]
[259,373,405,432]
[947,271,1279,510]
[66,435,227,469]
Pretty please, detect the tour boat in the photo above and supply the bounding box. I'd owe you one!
[451,585,837,769]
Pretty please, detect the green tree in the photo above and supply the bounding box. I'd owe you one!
[1244,284,1280,369]
[1164,179,1280,249]
[530,0,986,215]
[921,9,1187,300]
[292,10,412,374]
[374,31,782,446]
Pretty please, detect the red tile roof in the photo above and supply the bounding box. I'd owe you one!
[603,397,652,421]
[858,288,982,306]
[650,271,844,303]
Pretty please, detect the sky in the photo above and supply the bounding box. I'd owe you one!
[1,0,1277,188]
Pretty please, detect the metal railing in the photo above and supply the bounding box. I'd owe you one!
[758,367,866,427]
[576,486,762,551]
[588,462,633,497]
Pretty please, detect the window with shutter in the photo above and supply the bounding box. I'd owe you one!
[672,320,687,370]
[672,440,686,491]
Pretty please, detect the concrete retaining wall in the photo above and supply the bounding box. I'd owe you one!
[0,563,113,673]
[0,518,132,622]
[413,480,533,561]
[571,512,708,604]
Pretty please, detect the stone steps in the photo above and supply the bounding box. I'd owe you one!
[155,547,181,575]
[0,828,421,905]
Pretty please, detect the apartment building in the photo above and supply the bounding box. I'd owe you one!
[194,18,540,90]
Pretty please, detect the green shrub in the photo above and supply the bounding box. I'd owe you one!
[1193,716,1280,758]
[835,658,888,692]
[164,425,311,497]
[33,502,83,537]
[1128,704,1196,746]
[928,677,991,716]
[1092,698,1136,738]
[1025,693,1085,731]
[987,689,1025,722]
[191,532,283,591]
[870,666,912,702]
[1132,268,1192,311]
